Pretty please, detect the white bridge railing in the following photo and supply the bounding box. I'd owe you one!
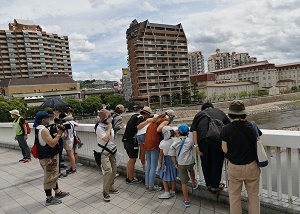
[1,123,300,207]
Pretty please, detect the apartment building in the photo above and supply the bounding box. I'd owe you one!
[207,49,257,71]
[126,19,190,106]
[188,51,205,75]
[121,68,132,101]
[0,19,72,81]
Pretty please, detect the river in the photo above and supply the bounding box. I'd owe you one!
[248,109,300,129]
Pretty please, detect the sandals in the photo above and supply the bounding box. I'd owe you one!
[209,183,225,195]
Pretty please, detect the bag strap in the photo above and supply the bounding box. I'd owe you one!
[177,138,186,156]
[202,111,212,120]
[98,141,109,153]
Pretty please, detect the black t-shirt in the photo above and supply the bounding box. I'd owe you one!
[220,120,262,165]
[122,114,139,144]
[190,108,231,143]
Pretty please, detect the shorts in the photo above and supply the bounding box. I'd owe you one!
[73,142,78,154]
[178,163,195,184]
[136,134,145,144]
[124,142,139,159]
[64,139,74,151]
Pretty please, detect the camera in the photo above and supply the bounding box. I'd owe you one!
[57,123,71,131]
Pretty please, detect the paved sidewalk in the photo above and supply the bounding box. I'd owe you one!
[0,147,230,214]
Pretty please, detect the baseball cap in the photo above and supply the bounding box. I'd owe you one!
[178,124,189,135]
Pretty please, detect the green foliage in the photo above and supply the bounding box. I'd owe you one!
[171,92,180,106]
[64,98,83,115]
[81,96,102,115]
[181,83,191,104]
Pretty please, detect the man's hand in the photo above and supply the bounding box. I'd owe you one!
[196,146,204,156]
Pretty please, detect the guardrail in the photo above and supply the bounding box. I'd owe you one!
[1,122,300,212]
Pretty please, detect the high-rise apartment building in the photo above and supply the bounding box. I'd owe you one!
[126,19,189,106]
[188,51,205,75]
[207,49,257,71]
[0,19,72,81]
[121,68,132,101]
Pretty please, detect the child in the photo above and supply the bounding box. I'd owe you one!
[158,126,178,199]
[168,124,198,207]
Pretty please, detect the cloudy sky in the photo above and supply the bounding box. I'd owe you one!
[1,0,300,81]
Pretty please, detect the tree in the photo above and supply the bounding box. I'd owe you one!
[81,96,102,115]
[197,91,206,103]
[181,83,191,104]
[191,82,199,103]
[64,98,84,116]
[171,92,180,106]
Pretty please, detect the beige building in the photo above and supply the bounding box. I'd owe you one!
[0,74,79,98]
[188,51,205,75]
[0,19,72,80]
[207,49,257,72]
[126,19,189,106]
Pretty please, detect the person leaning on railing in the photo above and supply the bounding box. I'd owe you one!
[220,100,262,214]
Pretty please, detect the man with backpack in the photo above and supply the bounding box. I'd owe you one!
[190,102,230,194]
[10,109,31,163]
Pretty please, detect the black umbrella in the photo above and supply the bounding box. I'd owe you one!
[39,98,69,109]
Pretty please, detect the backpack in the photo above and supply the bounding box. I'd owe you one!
[203,111,224,150]
[25,121,31,134]
[18,117,31,135]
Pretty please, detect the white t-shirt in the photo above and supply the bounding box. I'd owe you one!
[96,122,116,155]
[159,138,173,156]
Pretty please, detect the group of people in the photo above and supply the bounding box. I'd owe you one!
[120,101,262,212]
[10,100,262,212]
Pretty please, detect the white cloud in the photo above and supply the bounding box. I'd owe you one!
[1,0,300,81]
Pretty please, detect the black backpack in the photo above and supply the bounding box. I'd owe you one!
[203,111,225,150]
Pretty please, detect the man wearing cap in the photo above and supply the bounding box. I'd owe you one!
[33,111,69,206]
[190,102,230,194]
[10,109,31,163]
[220,100,261,214]
[122,106,152,184]
[111,104,125,137]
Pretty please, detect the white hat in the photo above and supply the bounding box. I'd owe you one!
[9,109,20,116]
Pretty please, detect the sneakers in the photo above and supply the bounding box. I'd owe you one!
[158,192,170,199]
[126,178,142,184]
[109,189,119,194]
[46,197,62,206]
[147,186,162,193]
[103,192,111,201]
[192,179,198,189]
[170,190,176,197]
[55,191,70,199]
[59,173,67,178]
[183,200,191,207]
[66,167,76,174]
[76,163,83,167]
[23,159,31,163]
[60,164,67,169]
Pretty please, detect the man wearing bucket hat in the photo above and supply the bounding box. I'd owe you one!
[10,109,31,163]
[190,102,230,194]
[220,100,261,214]
[122,106,152,184]
[33,111,69,206]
